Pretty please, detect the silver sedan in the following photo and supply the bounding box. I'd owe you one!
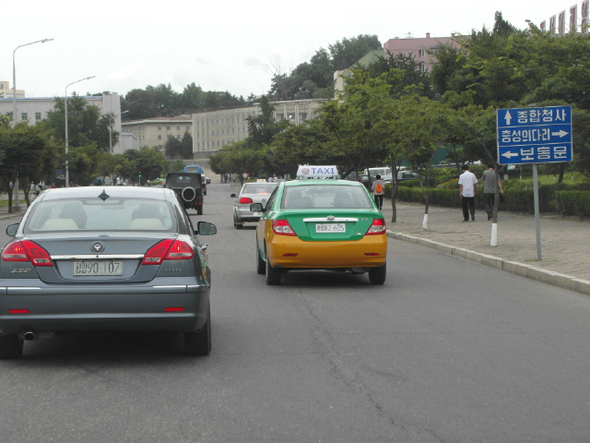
[0,186,217,359]
[231,182,278,229]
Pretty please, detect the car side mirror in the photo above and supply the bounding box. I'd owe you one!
[250,203,264,212]
[230,193,237,198]
[197,221,217,236]
[6,223,19,237]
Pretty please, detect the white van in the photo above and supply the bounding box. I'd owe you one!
[365,167,392,179]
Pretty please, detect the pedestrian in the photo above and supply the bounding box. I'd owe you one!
[481,163,504,220]
[458,164,478,221]
[371,174,384,210]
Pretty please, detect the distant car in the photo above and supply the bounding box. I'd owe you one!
[0,186,217,359]
[382,171,420,185]
[344,172,371,190]
[231,182,279,229]
[165,172,204,214]
[251,179,387,285]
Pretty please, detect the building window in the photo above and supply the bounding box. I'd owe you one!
[158,135,162,140]
[35,112,42,121]
[276,114,284,120]
[418,49,425,57]
[176,135,180,140]
[186,125,190,131]
[21,113,28,121]
[176,125,180,130]
[166,125,171,130]
[158,125,162,130]
[419,63,427,73]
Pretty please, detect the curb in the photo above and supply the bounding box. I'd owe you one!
[387,230,590,297]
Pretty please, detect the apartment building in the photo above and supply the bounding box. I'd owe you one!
[382,33,456,73]
[0,81,24,99]
[121,115,193,150]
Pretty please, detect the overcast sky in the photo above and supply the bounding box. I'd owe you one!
[2,0,581,101]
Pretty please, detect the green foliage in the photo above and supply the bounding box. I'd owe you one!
[269,34,382,100]
[121,84,249,121]
[164,131,193,160]
[0,121,58,207]
[45,94,119,152]
[556,191,590,219]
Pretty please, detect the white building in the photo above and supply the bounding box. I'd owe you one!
[0,92,128,153]
[192,99,325,155]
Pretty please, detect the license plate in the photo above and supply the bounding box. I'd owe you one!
[73,261,123,276]
[316,223,346,233]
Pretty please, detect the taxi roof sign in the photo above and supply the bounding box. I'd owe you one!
[296,165,339,179]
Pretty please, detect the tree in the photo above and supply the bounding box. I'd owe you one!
[0,122,57,211]
[46,94,119,152]
[121,88,157,120]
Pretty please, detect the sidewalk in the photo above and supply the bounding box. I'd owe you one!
[381,202,590,296]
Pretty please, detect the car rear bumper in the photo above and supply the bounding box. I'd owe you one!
[267,235,387,269]
[0,283,210,336]
[234,206,262,223]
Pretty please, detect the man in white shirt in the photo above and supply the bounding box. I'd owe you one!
[458,164,478,221]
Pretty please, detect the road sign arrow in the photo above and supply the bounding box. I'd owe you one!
[502,151,519,159]
[504,111,512,126]
[552,130,569,138]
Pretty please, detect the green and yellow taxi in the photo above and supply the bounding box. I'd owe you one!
[252,168,387,285]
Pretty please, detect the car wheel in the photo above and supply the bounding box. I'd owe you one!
[234,216,243,229]
[256,241,265,275]
[197,205,203,215]
[184,306,211,356]
[0,334,24,359]
[265,245,282,285]
[368,262,386,285]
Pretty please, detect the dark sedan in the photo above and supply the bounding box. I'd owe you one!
[0,186,217,359]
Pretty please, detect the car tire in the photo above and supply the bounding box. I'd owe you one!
[265,245,282,285]
[256,241,265,275]
[368,262,386,285]
[184,306,211,356]
[234,216,243,229]
[0,334,24,359]
[197,205,203,215]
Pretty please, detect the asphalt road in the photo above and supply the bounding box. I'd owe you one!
[0,184,589,442]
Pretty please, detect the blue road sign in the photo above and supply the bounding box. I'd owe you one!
[496,105,573,165]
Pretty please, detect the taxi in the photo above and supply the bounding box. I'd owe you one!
[251,166,387,285]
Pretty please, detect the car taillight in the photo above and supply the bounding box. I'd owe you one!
[1,240,54,266]
[239,197,253,204]
[142,239,193,265]
[272,219,296,236]
[365,218,386,235]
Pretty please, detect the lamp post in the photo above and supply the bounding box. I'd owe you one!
[12,38,53,211]
[65,76,95,187]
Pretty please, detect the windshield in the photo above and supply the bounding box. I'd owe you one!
[24,198,176,233]
[242,183,278,195]
[281,185,373,209]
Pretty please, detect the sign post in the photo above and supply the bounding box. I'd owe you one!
[496,105,573,259]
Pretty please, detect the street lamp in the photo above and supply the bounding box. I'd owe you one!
[65,76,95,187]
[12,38,53,211]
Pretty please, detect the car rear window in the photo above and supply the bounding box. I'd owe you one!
[242,183,278,195]
[24,199,175,233]
[282,185,373,209]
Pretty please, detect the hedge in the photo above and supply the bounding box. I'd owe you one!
[389,183,590,219]
[556,191,590,220]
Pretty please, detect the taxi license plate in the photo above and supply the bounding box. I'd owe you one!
[73,261,123,276]
[316,223,345,233]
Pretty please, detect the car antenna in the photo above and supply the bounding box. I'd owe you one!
[98,189,110,201]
